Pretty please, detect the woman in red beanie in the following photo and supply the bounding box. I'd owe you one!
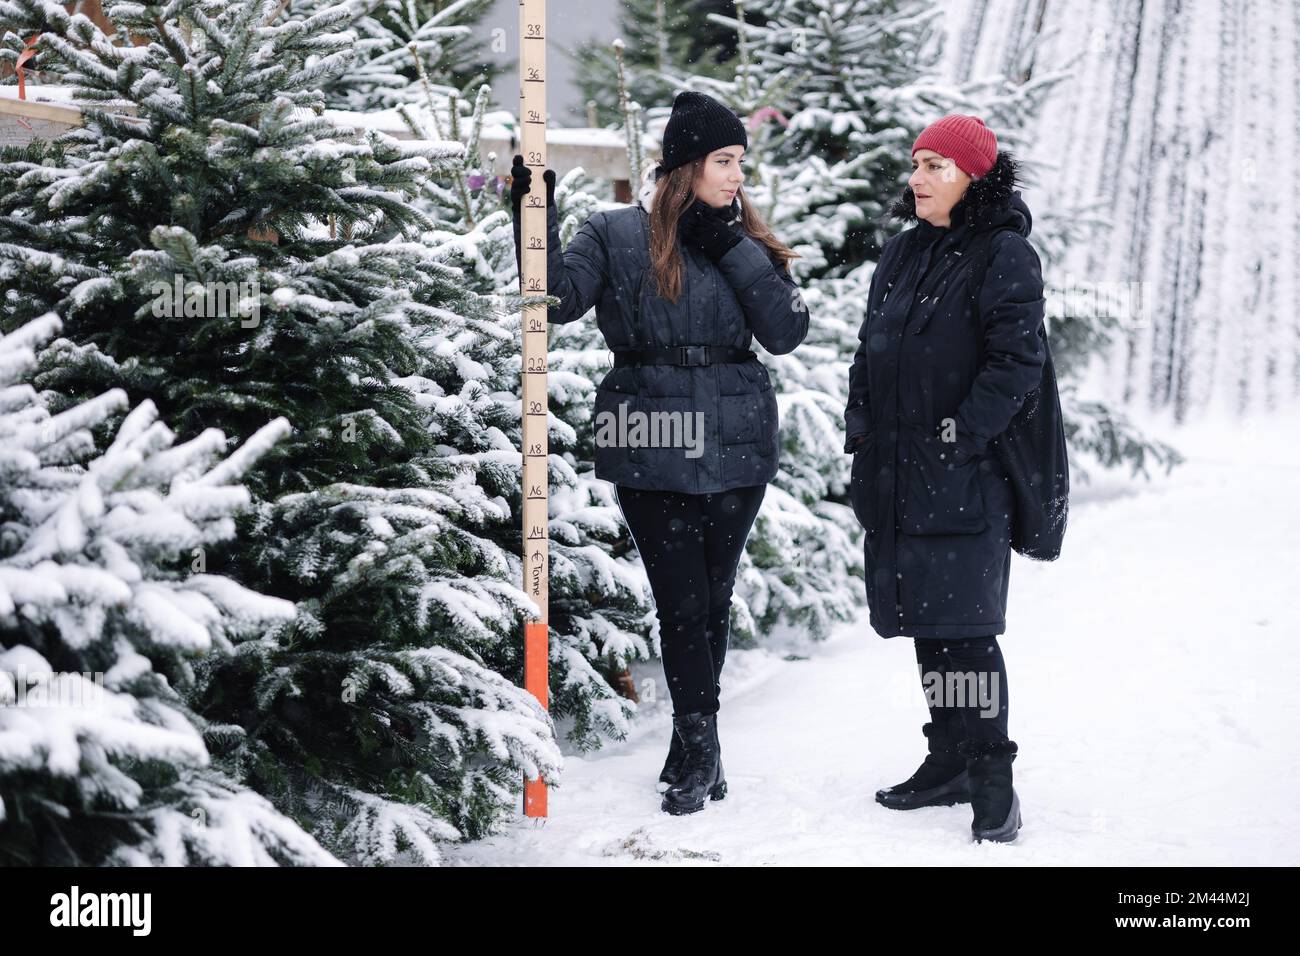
[843,114,1047,843]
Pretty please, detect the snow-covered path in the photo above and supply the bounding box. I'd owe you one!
[448,410,1300,866]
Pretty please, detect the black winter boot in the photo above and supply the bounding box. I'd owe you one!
[957,737,1021,843]
[656,722,687,792]
[875,720,971,810]
[661,711,726,815]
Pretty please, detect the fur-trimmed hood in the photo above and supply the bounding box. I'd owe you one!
[888,150,1033,237]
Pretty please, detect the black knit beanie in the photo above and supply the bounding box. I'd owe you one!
[656,91,748,177]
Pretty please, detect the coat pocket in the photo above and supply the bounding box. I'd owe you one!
[898,427,987,535]
[849,429,881,534]
[593,386,644,468]
[720,390,765,448]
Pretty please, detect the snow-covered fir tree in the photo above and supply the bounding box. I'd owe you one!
[567,0,743,127]
[0,0,559,865]
[0,313,342,866]
[292,0,501,113]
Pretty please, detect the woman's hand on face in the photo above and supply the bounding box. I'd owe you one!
[679,198,745,261]
[706,196,739,221]
[678,198,710,232]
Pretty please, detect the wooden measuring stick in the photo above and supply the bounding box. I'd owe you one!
[519,0,549,819]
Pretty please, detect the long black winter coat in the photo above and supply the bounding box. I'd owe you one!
[541,173,809,494]
[844,152,1047,640]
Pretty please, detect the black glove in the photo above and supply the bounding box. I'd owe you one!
[678,198,745,262]
[511,154,556,273]
[509,153,555,215]
[846,433,866,454]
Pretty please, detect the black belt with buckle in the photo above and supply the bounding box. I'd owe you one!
[612,346,757,367]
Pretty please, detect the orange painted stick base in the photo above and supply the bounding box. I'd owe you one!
[523,619,548,817]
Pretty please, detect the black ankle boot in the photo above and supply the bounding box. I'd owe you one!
[875,720,971,810]
[957,736,1021,842]
[656,722,687,792]
[661,711,726,815]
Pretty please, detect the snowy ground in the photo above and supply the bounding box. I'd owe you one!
[447,407,1300,866]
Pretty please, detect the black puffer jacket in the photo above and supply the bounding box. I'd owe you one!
[540,174,809,493]
[844,152,1047,639]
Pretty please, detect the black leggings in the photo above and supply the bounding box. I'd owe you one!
[615,483,767,717]
[913,636,1009,744]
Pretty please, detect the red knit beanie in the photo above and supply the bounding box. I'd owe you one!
[912,114,998,178]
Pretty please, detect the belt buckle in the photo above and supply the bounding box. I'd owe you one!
[680,345,707,366]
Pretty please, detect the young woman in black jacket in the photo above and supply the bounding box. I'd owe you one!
[511,91,809,815]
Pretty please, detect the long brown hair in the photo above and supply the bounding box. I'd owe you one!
[647,159,798,304]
